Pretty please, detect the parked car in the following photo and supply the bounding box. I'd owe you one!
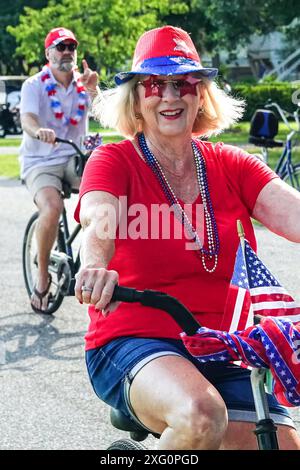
[0,75,27,137]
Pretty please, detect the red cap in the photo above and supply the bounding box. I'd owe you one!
[45,27,78,49]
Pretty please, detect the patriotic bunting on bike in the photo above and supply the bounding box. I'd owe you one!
[221,238,300,332]
[181,317,300,407]
[181,228,300,406]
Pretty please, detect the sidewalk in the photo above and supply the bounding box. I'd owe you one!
[0,146,19,154]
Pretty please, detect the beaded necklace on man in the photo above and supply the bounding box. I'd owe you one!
[41,65,87,126]
[138,132,220,273]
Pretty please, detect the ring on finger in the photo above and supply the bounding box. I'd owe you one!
[81,286,93,293]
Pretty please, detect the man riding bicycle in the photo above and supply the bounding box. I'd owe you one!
[20,27,99,313]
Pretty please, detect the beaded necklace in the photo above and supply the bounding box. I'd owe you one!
[41,65,87,126]
[138,132,220,272]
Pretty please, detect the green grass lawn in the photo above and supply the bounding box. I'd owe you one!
[0,138,21,146]
[0,154,20,179]
[2,120,298,147]
[1,120,299,179]
[2,148,299,180]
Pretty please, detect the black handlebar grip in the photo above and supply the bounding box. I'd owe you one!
[111,285,143,303]
[111,285,200,335]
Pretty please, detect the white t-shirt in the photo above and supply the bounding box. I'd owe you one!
[19,67,89,178]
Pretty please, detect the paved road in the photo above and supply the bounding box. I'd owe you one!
[0,177,299,450]
[0,146,20,154]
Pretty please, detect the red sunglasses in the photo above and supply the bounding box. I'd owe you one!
[137,76,201,98]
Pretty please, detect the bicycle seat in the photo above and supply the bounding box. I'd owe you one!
[248,135,283,148]
[110,407,150,441]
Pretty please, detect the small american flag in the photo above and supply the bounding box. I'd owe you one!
[221,239,300,332]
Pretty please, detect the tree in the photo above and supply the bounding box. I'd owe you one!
[164,0,300,54]
[8,0,188,78]
[0,1,49,74]
[7,0,299,76]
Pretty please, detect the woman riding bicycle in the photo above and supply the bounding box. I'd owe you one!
[74,26,300,450]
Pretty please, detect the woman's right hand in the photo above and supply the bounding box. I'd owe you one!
[74,267,120,316]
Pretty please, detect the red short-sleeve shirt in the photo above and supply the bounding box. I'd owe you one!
[75,139,278,350]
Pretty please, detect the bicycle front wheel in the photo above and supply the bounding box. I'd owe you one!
[282,163,300,191]
[107,439,147,450]
[22,212,66,314]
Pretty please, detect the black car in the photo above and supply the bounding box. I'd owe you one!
[0,76,27,137]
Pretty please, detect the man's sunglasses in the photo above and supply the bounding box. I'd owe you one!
[137,76,201,98]
[53,42,77,52]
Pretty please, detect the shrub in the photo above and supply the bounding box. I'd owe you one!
[231,81,299,121]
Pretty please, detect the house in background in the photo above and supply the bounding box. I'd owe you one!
[206,31,300,83]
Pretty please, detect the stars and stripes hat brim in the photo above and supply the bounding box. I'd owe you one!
[114,26,218,86]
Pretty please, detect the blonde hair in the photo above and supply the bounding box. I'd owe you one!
[93,76,245,139]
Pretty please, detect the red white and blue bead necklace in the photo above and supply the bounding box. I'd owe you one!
[41,65,87,126]
[138,132,220,272]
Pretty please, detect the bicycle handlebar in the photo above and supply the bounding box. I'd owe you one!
[36,135,86,157]
[55,137,86,157]
[70,281,262,335]
[264,99,300,131]
[111,285,201,336]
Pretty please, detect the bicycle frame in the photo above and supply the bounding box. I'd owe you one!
[251,368,279,450]
[258,102,300,188]
[57,205,81,295]
[274,132,298,181]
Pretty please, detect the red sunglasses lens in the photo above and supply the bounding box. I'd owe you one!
[140,76,199,98]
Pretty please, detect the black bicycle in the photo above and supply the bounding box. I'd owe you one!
[22,135,101,315]
[105,286,281,451]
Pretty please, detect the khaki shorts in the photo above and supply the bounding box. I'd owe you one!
[25,158,81,201]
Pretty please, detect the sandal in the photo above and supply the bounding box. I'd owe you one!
[30,274,52,314]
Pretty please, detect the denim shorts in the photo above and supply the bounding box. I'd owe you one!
[85,336,294,432]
